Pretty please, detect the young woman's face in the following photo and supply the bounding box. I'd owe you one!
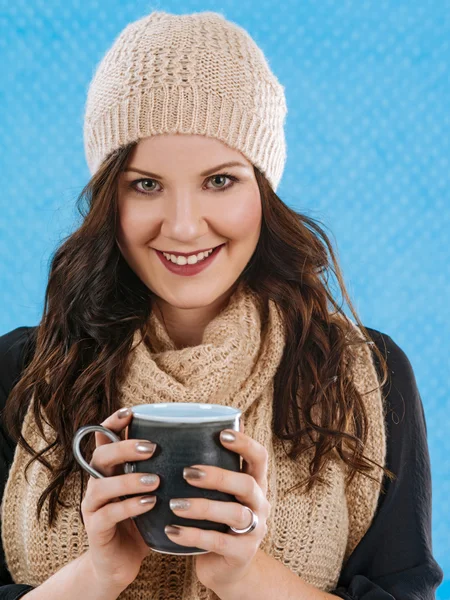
[116,134,262,311]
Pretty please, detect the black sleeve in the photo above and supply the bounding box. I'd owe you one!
[330,327,444,600]
[0,326,37,598]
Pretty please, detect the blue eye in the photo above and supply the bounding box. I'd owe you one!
[128,172,239,196]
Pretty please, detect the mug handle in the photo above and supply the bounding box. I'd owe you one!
[72,425,122,479]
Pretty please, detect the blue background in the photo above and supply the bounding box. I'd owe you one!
[1,0,448,595]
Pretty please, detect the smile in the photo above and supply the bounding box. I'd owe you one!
[154,244,225,277]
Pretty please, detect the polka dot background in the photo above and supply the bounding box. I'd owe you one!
[1,0,449,595]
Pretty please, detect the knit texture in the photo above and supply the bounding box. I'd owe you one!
[1,281,386,598]
[83,10,288,192]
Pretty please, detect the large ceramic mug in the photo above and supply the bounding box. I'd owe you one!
[72,402,242,555]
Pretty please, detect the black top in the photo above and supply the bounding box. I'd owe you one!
[0,325,444,600]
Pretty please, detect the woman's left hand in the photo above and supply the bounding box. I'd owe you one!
[164,421,271,591]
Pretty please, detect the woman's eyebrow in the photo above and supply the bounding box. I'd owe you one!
[123,161,251,179]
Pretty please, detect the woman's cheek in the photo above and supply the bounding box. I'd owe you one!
[118,207,159,246]
[213,193,262,239]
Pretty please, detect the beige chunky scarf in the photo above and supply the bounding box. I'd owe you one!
[1,281,386,599]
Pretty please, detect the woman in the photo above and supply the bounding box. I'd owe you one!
[0,10,443,600]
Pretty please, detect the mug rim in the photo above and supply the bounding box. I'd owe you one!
[130,402,241,423]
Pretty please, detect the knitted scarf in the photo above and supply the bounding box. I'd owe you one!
[1,281,386,599]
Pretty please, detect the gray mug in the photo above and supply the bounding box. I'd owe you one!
[72,402,241,555]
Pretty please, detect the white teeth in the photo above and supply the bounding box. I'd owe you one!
[162,248,214,265]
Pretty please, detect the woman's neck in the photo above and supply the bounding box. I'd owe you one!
[151,284,239,349]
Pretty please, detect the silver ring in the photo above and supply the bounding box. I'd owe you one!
[229,506,259,535]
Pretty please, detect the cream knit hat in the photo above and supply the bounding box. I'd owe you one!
[83,10,287,192]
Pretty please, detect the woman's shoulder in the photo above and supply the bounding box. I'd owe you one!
[0,325,38,366]
[0,325,38,409]
[0,325,37,350]
[333,326,443,597]
[363,325,419,395]
[331,314,414,388]
[361,325,430,478]
[364,325,409,361]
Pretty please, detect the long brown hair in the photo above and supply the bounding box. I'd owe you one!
[3,142,395,527]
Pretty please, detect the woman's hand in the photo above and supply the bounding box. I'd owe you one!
[164,422,271,592]
[80,408,160,592]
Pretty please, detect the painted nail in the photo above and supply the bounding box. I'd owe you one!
[220,430,236,443]
[139,495,156,505]
[118,407,132,418]
[140,474,159,485]
[135,441,156,453]
[165,525,182,536]
[183,467,206,480]
[170,498,191,511]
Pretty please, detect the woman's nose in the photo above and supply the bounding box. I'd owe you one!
[160,194,207,240]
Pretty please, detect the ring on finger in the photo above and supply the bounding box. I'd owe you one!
[229,505,259,535]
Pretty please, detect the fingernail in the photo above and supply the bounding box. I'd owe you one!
[139,495,156,505]
[118,407,132,418]
[169,498,191,511]
[183,467,206,480]
[136,441,156,453]
[220,430,236,443]
[165,525,182,536]
[140,474,159,485]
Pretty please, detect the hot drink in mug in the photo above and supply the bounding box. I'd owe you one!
[72,402,241,555]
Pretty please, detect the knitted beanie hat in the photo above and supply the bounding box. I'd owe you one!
[83,10,288,192]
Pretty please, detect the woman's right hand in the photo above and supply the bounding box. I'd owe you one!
[80,407,159,591]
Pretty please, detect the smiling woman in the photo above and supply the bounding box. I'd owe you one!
[0,8,443,600]
[115,134,262,345]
